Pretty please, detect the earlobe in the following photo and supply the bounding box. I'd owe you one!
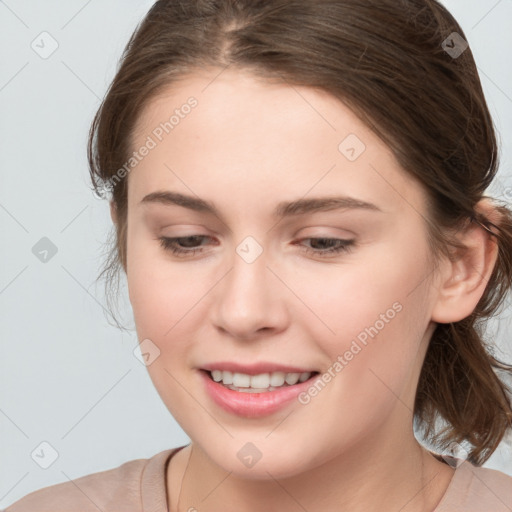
[431,200,500,324]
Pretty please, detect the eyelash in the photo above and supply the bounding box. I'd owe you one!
[158,235,355,258]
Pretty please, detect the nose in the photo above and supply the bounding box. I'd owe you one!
[211,243,289,341]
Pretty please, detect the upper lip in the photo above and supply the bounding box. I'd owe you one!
[200,362,317,375]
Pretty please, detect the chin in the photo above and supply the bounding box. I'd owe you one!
[197,437,323,481]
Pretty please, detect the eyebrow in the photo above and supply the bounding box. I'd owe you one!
[140,191,383,218]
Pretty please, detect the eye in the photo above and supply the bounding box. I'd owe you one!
[295,237,355,258]
[158,235,213,257]
[158,235,355,259]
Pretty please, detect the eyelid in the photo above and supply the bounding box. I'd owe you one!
[298,228,355,237]
[157,234,356,259]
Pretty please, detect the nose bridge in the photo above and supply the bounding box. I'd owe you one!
[212,235,286,337]
[225,236,271,311]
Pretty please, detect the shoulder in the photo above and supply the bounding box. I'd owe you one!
[465,464,512,510]
[439,459,512,512]
[3,449,175,512]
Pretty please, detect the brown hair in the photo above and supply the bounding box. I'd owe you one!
[88,0,512,465]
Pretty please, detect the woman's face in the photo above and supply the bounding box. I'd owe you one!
[124,68,442,478]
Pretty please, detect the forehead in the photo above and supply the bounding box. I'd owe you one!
[128,68,428,219]
[133,68,371,148]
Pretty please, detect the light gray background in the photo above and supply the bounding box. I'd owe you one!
[1,0,511,507]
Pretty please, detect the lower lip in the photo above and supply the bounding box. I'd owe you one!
[199,370,318,418]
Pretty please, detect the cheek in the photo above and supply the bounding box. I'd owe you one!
[292,243,431,402]
[125,236,211,418]
[292,242,428,344]
[126,224,203,337]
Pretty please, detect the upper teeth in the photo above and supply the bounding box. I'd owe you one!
[210,370,312,389]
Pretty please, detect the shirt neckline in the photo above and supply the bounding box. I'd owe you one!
[141,445,187,512]
[140,446,469,512]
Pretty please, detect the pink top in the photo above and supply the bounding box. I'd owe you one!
[4,446,512,511]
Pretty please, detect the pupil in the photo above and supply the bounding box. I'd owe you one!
[312,238,332,249]
[181,236,202,248]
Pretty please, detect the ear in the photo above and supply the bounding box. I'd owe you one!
[431,198,500,324]
[109,200,118,226]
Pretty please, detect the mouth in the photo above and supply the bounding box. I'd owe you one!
[201,369,321,393]
[199,367,322,418]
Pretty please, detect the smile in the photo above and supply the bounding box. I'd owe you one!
[199,369,321,418]
[207,369,317,392]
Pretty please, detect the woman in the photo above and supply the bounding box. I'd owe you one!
[5,0,512,511]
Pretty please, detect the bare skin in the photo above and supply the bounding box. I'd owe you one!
[115,68,498,512]
[167,444,456,512]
